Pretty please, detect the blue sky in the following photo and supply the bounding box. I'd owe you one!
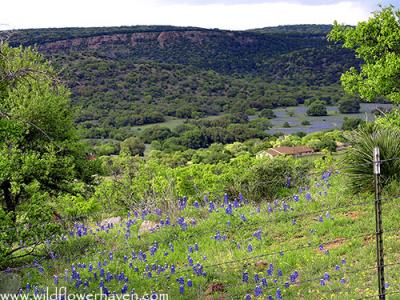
[1,0,399,30]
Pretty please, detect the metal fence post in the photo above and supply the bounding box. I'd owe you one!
[373,147,385,299]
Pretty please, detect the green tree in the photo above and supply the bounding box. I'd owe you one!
[0,43,100,265]
[120,137,145,156]
[306,100,327,116]
[338,99,360,113]
[328,6,400,103]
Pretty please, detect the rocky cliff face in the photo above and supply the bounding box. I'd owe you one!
[38,30,256,52]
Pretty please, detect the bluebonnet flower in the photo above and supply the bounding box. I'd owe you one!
[194,201,199,209]
[293,195,299,202]
[319,244,324,251]
[305,192,312,201]
[287,176,291,187]
[285,282,290,288]
[26,283,30,293]
[240,214,247,222]
[245,294,251,300]
[277,269,283,277]
[188,255,194,266]
[233,199,239,208]
[341,259,346,265]
[268,204,273,213]
[121,283,128,294]
[100,268,105,277]
[179,285,184,295]
[255,285,262,297]
[279,251,284,256]
[169,242,174,252]
[242,272,249,283]
[209,201,215,212]
[326,211,331,219]
[340,278,346,284]
[171,264,175,274]
[268,296,273,300]
[203,256,207,260]
[194,243,199,251]
[247,244,253,252]
[134,266,139,272]
[188,246,193,253]
[225,204,233,215]
[276,288,282,300]
[256,207,260,213]
[224,193,229,205]
[177,277,184,284]
[54,275,58,285]
[261,278,268,286]
[335,265,340,271]
[319,216,324,222]
[237,243,241,249]
[227,220,231,227]
[88,264,93,272]
[253,230,262,240]
[165,217,171,226]
[292,219,296,225]
[187,279,193,287]
[147,271,152,278]
[324,272,330,281]
[254,274,259,282]
[320,279,325,286]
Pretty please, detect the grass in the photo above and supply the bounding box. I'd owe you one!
[8,171,400,299]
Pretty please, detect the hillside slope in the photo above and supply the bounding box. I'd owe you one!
[5,25,358,139]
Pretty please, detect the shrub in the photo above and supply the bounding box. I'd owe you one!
[344,124,400,193]
[306,101,327,116]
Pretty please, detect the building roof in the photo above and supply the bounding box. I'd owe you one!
[265,146,314,157]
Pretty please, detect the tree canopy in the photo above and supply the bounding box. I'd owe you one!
[328,6,400,103]
[0,42,100,265]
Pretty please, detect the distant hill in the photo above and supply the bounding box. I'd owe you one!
[4,25,358,139]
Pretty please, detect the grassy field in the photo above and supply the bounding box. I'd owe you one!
[5,169,400,299]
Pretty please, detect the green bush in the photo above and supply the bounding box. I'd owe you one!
[344,124,400,193]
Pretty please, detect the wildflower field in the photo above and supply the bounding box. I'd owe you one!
[4,170,400,299]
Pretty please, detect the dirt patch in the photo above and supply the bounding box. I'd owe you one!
[324,238,346,250]
[345,211,361,220]
[204,282,226,299]
[255,260,268,270]
[363,235,374,245]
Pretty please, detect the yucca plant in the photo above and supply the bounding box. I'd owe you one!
[343,123,400,193]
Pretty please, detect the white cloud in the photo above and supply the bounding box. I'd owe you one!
[0,0,377,30]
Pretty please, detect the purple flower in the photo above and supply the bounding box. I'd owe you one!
[341,259,346,265]
[319,216,324,222]
[292,219,296,225]
[209,201,215,212]
[225,204,233,215]
[253,230,262,240]
[261,278,268,286]
[194,243,199,251]
[245,294,251,300]
[324,273,330,281]
[53,275,58,285]
[224,193,229,205]
[247,244,253,252]
[320,279,325,286]
[276,288,282,300]
[255,285,263,297]
[242,272,249,283]
[268,204,273,213]
[305,192,312,201]
[188,246,193,253]
[179,285,184,295]
[285,282,290,288]
[194,201,199,209]
[277,269,283,277]
[293,195,299,202]
[335,265,340,271]
[254,274,259,282]
[340,278,346,284]
[187,279,193,287]
[240,214,247,222]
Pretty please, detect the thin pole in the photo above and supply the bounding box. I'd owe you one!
[373,147,385,299]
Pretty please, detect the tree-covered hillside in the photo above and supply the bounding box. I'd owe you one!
[4,25,360,139]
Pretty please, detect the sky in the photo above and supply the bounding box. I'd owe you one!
[0,0,399,31]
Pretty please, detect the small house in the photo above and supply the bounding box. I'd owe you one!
[257,146,314,159]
